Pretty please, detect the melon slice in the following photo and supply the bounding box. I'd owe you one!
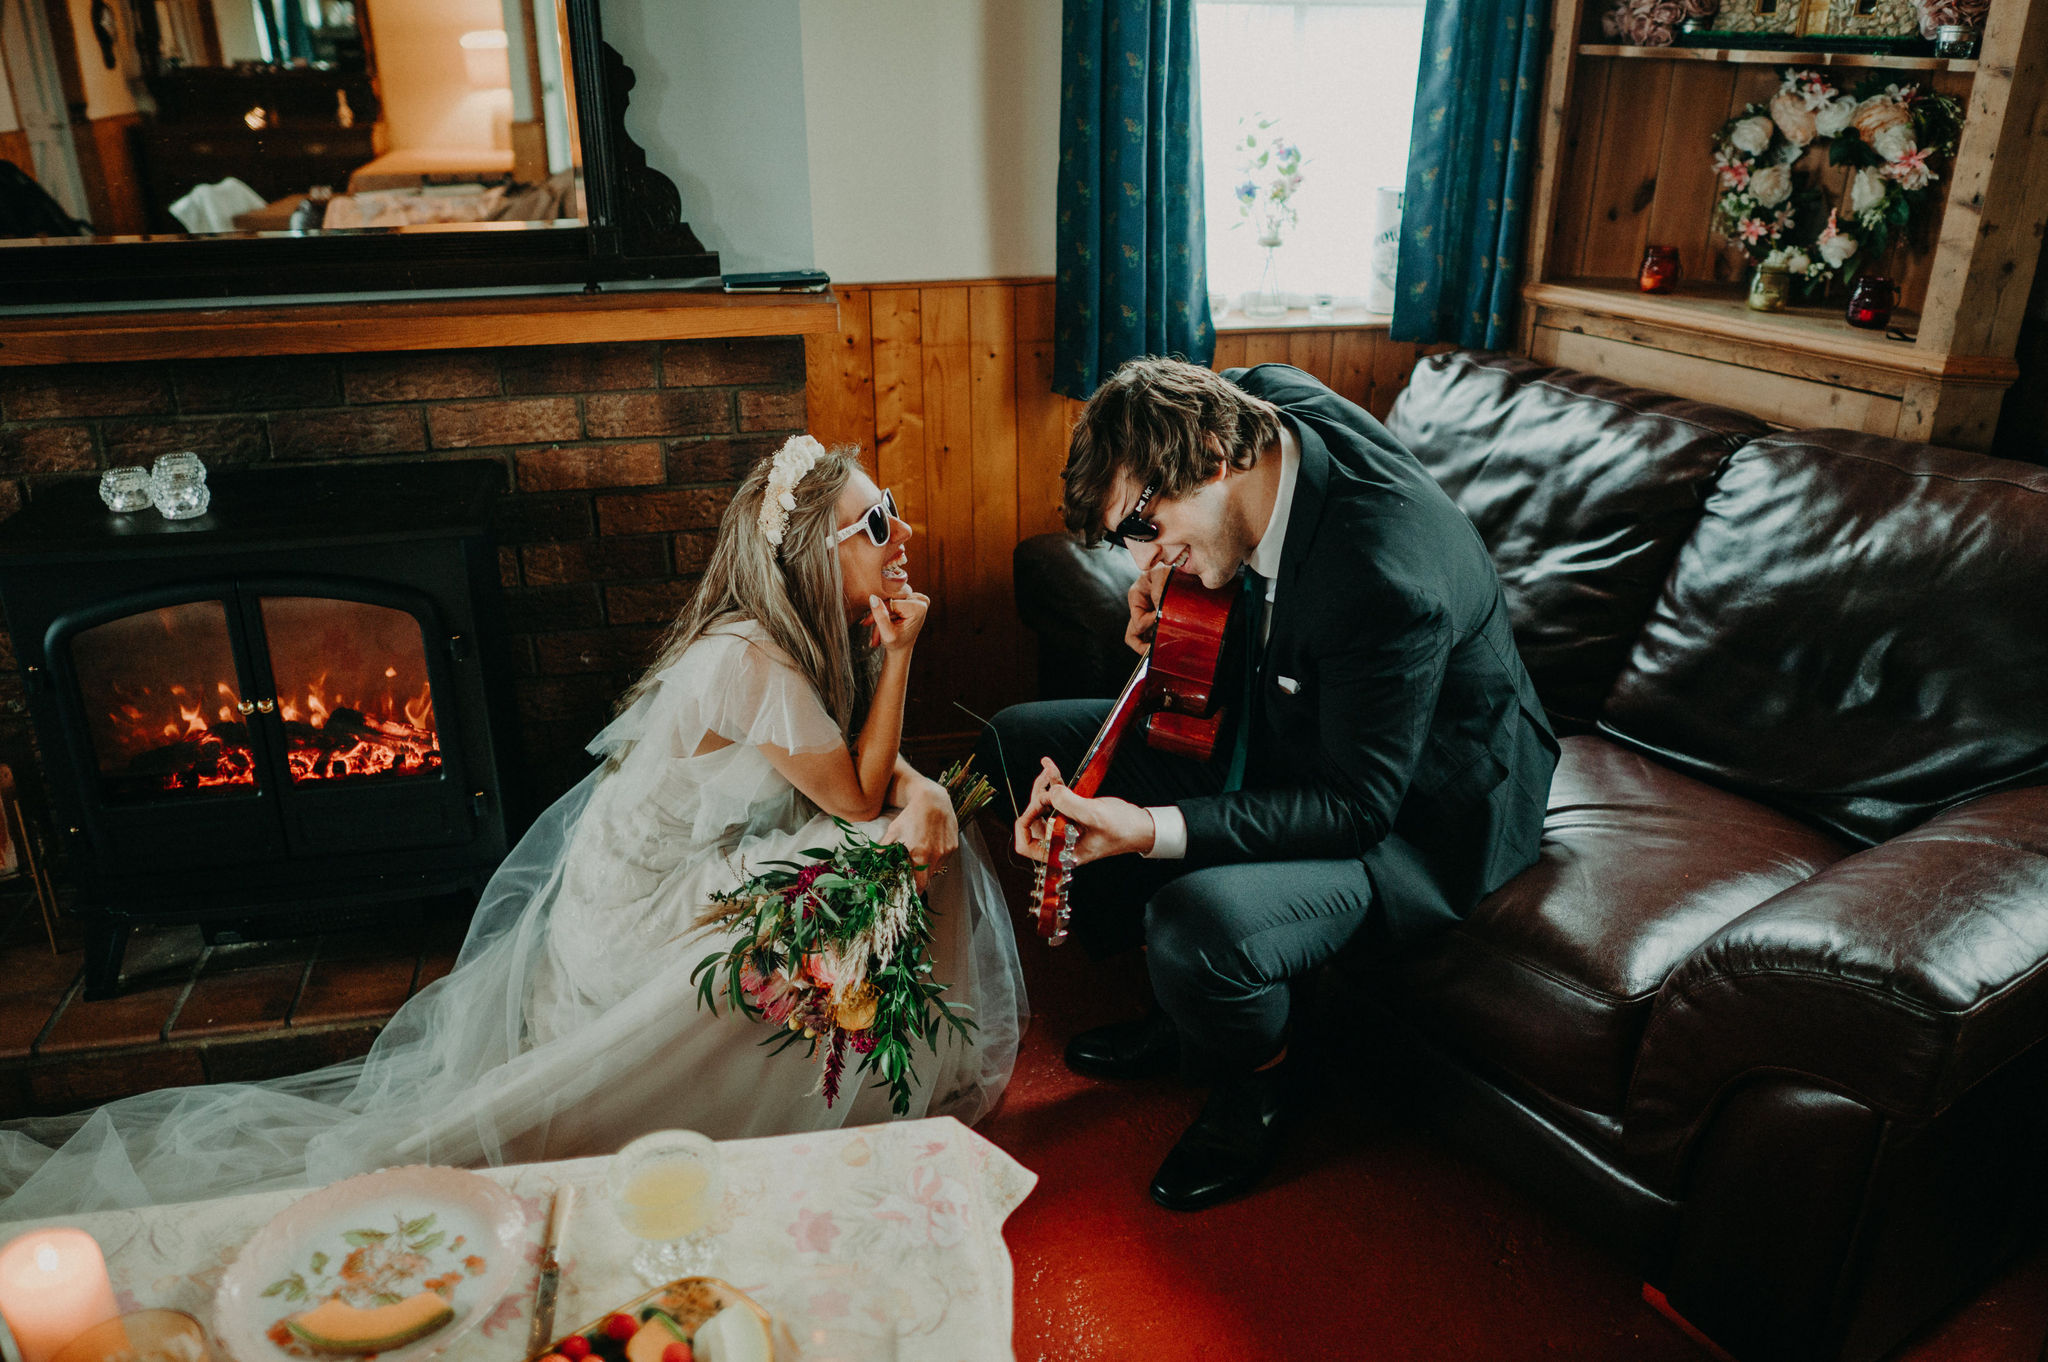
[623,1311,690,1362]
[285,1291,456,1354]
[690,1305,769,1362]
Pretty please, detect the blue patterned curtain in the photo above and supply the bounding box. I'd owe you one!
[1391,0,1548,350]
[1054,0,1213,399]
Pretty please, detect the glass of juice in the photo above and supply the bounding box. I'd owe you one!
[606,1129,725,1284]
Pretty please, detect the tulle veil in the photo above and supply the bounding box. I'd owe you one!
[0,640,1025,1220]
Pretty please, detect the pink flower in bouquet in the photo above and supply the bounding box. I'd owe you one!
[1738,216,1770,245]
[1883,147,1935,191]
[1713,149,1751,189]
[741,954,803,1026]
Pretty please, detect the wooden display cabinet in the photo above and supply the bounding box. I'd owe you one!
[1517,3,2048,449]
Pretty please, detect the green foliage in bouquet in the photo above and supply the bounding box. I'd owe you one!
[690,756,997,1114]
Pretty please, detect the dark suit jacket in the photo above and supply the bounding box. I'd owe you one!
[1174,364,1559,941]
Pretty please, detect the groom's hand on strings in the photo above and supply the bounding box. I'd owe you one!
[1014,756,1156,865]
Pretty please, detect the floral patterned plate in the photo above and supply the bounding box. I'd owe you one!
[213,1166,527,1362]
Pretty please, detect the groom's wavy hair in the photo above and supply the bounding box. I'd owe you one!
[1062,356,1282,543]
[619,442,875,736]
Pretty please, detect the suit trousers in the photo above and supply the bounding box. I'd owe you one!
[979,698,1380,1081]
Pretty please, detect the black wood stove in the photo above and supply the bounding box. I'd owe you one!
[0,461,526,997]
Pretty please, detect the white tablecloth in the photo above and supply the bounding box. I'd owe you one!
[3,1118,1035,1362]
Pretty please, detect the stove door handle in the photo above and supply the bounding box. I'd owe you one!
[236,699,256,716]
[255,698,276,714]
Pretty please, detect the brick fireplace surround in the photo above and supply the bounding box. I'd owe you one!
[0,336,809,807]
[0,335,812,1112]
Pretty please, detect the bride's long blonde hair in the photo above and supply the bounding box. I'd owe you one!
[616,442,874,734]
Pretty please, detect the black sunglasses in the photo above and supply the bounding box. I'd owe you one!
[1103,481,1161,548]
[832,488,900,547]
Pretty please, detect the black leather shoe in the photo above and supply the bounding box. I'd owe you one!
[1149,1066,1289,1211]
[1064,1009,1181,1080]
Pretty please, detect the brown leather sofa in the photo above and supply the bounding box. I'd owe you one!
[1008,351,2048,1362]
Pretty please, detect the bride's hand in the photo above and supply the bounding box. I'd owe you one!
[883,776,959,889]
[868,591,930,656]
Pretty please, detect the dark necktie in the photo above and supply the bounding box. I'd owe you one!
[1224,569,1264,792]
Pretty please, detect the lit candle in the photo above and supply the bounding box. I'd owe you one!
[0,1230,121,1362]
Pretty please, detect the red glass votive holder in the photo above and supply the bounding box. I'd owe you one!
[1846,275,1897,330]
[1639,246,1679,294]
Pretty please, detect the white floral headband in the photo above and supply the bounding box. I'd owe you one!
[758,434,827,552]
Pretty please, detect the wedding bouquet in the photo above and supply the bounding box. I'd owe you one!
[691,759,996,1114]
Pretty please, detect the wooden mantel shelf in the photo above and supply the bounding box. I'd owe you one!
[0,288,841,367]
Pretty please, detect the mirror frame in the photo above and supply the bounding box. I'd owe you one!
[0,0,718,306]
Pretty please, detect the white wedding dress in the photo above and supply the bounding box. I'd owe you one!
[0,622,1026,1218]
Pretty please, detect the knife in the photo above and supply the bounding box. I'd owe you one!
[525,1186,573,1358]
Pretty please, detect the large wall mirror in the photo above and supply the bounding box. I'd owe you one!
[0,0,715,303]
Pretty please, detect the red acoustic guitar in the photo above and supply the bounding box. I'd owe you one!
[1031,569,1238,945]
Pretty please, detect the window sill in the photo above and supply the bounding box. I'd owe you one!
[1214,306,1391,333]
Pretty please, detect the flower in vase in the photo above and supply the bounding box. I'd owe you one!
[1815,97,1858,138]
[1818,210,1859,267]
[1234,116,1305,245]
[1851,167,1890,216]
[1883,147,1936,190]
[1749,164,1794,209]
[1738,216,1771,245]
[1730,115,1776,156]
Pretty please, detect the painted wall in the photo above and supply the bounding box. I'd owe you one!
[367,0,514,152]
[0,39,19,133]
[797,0,1059,282]
[600,0,1058,283]
[210,0,265,65]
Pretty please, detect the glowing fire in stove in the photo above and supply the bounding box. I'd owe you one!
[100,674,440,792]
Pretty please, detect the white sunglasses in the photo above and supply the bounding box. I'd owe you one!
[831,489,900,546]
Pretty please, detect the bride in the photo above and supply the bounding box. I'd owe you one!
[0,437,1026,1217]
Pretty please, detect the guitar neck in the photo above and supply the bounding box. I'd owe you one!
[1068,654,1150,799]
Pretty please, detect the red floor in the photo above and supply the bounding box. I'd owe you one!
[973,845,2048,1362]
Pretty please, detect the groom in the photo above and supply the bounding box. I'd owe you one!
[982,357,1558,1211]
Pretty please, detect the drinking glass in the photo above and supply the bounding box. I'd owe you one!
[52,1310,210,1362]
[99,468,152,513]
[607,1129,724,1284]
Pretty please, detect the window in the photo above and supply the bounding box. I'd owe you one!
[1197,0,1427,310]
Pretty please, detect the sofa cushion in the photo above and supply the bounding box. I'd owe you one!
[1599,431,2048,846]
[1386,735,1849,1131]
[1013,534,1140,701]
[1385,352,1769,728]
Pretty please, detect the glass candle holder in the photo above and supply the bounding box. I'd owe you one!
[51,1311,210,1362]
[1933,23,1979,57]
[1845,274,1897,330]
[1308,293,1336,321]
[149,470,210,520]
[99,468,153,513]
[149,452,206,483]
[1747,266,1791,312]
[607,1129,725,1285]
[1639,245,1679,294]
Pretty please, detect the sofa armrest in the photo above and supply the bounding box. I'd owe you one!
[1013,533,1140,700]
[1623,786,2048,1186]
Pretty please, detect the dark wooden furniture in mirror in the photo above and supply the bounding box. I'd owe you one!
[0,0,715,304]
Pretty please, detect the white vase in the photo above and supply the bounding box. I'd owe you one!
[1242,236,1288,319]
[1368,187,1403,315]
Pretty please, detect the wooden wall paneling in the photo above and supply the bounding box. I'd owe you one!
[1286,330,1335,380]
[89,114,144,236]
[1013,283,1069,540]
[869,290,932,602]
[1211,333,1249,369]
[1580,59,1676,279]
[969,284,1028,712]
[1240,332,1293,366]
[919,286,976,718]
[1547,58,1615,278]
[0,132,35,180]
[1646,63,1740,285]
[1369,337,1420,421]
[802,287,876,462]
[1329,330,1376,410]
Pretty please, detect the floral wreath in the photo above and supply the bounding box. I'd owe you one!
[758,434,825,552]
[1711,68,1963,297]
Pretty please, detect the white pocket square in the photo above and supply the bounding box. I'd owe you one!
[1276,675,1300,694]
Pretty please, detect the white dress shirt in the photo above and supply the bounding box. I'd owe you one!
[1143,423,1299,859]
